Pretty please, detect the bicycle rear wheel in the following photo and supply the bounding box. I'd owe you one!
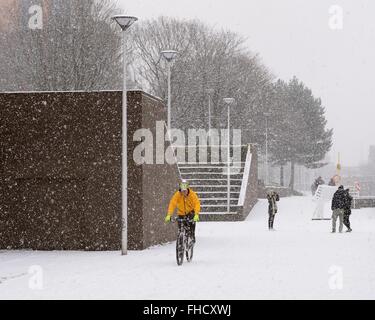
[176,233,184,266]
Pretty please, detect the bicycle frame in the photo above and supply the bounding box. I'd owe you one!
[172,216,194,265]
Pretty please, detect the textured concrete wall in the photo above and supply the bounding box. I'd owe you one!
[0,91,178,250]
[127,92,180,250]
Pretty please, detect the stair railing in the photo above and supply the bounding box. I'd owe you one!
[238,144,252,206]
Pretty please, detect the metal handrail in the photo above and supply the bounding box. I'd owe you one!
[238,144,252,206]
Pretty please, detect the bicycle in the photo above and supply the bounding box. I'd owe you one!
[172,216,195,266]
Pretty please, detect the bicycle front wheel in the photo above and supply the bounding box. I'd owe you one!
[186,237,194,262]
[176,233,184,266]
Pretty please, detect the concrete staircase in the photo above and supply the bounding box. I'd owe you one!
[179,162,245,215]
[176,145,257,221]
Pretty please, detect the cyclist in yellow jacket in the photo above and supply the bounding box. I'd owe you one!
[165,179,200,242]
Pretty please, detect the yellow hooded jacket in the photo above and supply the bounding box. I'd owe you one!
[167,188,201,217]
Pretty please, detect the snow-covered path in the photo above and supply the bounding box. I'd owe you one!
[1,196,375,299]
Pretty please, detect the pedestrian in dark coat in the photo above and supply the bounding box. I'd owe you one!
[267,190,280,230]
[343,188,353,232]
[331,185,346,233]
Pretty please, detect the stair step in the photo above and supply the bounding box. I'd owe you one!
[201,199,238,204]
[191,185,241,188]
[185,178,243,181]
[197,191,240,194]
[185,180,243,185]
[196,192,240,199]
[179,166,244,169]
[200,198,239,201]
[200,212,237,215]
[178,162,245,165]
[181,171,244,176]
[201,204,241,207]
[181,175,244,181]
[198,197,240,201]
[180,172,244,175]
[191,187,241,191]
[200,206,238,213]
[189,181,242,186]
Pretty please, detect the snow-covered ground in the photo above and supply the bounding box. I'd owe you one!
[1,196,374,300]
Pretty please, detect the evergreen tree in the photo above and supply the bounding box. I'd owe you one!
[269,77,333,191]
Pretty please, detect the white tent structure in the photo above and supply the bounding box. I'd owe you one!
[312,185,338,220]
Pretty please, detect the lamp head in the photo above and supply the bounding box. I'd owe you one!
[223,98,235,105]
[112,15,138,31]
[161,50,178,63]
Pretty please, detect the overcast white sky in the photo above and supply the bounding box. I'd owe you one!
[118,0,375,167]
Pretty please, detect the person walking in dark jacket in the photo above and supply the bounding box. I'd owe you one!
[343,188,353,232]
[331,185,346,233]
[267,190,280,230]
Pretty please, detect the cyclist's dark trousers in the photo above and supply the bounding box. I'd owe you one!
[178,213,196,241]
[268,213,275,229]
[343,210,351,229]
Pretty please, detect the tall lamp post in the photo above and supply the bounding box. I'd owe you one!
[206,89,214,133]
[223,98,235,214]
[161,50,178,131]
[264,112,271,186]
[112,15,138,256]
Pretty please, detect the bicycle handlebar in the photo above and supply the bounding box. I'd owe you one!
[171,216,194,223]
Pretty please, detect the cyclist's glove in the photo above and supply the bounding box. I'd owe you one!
[165,215,171,223]
[193,214,199,222]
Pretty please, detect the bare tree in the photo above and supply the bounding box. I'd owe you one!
[0,0,124,92]
[131,16,273,143]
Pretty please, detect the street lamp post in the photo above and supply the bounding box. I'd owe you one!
[223,98,235,214]
[206,89,214,133]
[264,112,271,186]
[161,50,178,132]
[112,15,138,256]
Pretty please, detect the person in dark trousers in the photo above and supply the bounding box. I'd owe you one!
[331,185,347,233]
[343,188,353,232]
[267,190,280,230]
